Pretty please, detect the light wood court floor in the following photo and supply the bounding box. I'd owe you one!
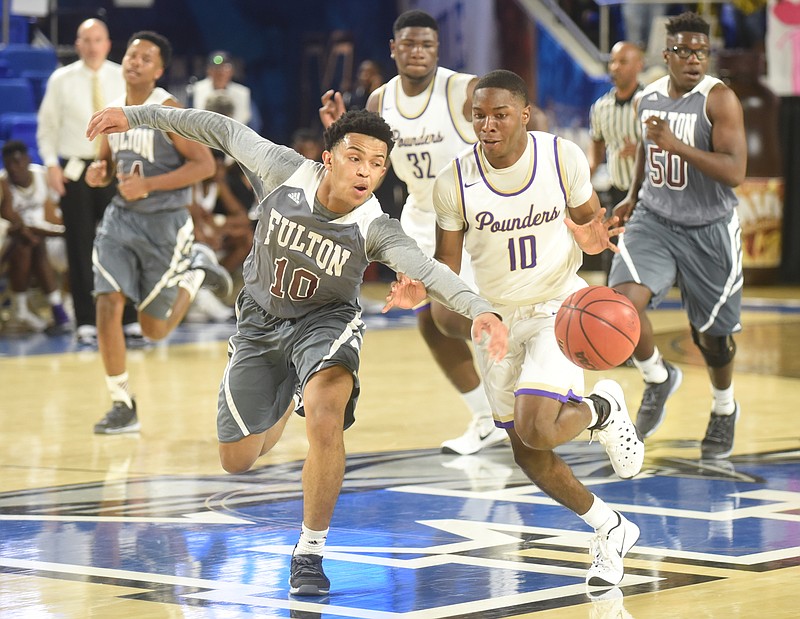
[1,281,800,618]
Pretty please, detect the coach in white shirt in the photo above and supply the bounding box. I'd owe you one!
[191,51,252,127]
[36,18,137,345]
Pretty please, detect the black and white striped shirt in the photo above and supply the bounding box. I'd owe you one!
[589,84,642,191]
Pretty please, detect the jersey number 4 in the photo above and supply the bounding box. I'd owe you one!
[647,144,687,190]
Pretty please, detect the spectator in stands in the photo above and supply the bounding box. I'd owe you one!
[191,51,260,131]
[0,140,71,334]
[623,3,667,49]
[37,18,141,348]
[343,59,384,110]
[290,128,324,162]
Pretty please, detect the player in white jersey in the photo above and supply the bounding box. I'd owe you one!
[433,70,645,588]
[85,32,228,435]
[0,140,70,333]
[320,9,507,455]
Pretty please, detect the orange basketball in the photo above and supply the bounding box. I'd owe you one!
[554,286,640,371]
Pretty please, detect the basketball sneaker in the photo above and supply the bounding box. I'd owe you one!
[189,243,233,299]
[440,417,508,455]
[586,512,640,587]
[93,400,140,434]
[588,380,644,479]
[12,310,48,333]
[636,361,683,438]
[701,402,739,459]
[289,552,330,596]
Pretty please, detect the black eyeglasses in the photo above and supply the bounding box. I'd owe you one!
[666,45,710,60]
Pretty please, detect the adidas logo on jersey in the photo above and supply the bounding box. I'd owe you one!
[288,191,302,204]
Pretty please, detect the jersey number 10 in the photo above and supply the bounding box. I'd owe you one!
[507,235,537,271]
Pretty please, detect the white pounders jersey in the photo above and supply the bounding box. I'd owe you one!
[434,132,594,306]
[0,164,58,227]
[377,67,476,215]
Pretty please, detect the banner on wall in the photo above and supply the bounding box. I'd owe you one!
[767,0,800,95]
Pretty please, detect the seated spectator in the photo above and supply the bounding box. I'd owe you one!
[290,128,324,162]
[0,141,71,334]
[191,51,254,128]
[343,59,383,110]
[185,149,254,323]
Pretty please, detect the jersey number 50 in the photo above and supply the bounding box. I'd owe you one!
[647,144,687,190]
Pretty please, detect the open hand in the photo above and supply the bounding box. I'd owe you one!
[382,273,427,312]
[472,313,508,362]
[564,207,623,255]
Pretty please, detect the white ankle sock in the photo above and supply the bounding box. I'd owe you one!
[584,397,599,430]
[47,290,63,306]
[461,384,491,415]
[295,523,328,556]
[11,292,28,316]
[712,384,736,415]
[633,347,668,383]
[105,372,133,408]
[580,495,617,532]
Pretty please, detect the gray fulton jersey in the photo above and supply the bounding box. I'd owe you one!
[121,104,496,321]
[107,88,191,213]
[637,75,738,227]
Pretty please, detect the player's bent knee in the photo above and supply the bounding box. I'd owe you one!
[691,327,736,367]
[218,439,261,474]
[691,327,736,368]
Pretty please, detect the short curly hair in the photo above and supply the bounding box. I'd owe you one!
[323,109,394,157]
[666,12,710,37]
[127,30,172,69]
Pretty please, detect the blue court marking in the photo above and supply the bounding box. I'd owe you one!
[1,448,799,616]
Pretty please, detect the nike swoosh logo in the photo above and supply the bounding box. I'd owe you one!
[465,180,482,188]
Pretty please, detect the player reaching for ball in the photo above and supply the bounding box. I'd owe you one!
[432,70,644,588]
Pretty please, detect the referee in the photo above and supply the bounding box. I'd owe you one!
[589,41,645,208]
[588,40,644,273]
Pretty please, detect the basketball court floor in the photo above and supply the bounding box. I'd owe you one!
[2,279,800,618]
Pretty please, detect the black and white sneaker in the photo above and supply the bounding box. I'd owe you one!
[189,243,233,299]
[586,512,640,587]
[701,402,739,459]
[636,361,683,438]
[289,553,330,596]
[93,400,140,434]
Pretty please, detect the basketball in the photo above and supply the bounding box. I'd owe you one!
[554,286,640,371]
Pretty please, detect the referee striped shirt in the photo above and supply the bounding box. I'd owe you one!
[589,84,642,192]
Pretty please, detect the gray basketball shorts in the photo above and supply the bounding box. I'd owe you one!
[93,204,194,319]
[216,289,366,443]
[608,207,743,335]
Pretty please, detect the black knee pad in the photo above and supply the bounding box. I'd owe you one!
[690,326,736,368]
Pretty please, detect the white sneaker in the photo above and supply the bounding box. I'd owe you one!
[189,288,234,323]
[586,512,640,587]
[590,380,645,479]
[14,310,47,333]
[441,418,508,455]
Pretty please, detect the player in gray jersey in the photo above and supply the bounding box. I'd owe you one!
[85,32,229,436]
[608,12,747,459]
[87,104,508,596]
